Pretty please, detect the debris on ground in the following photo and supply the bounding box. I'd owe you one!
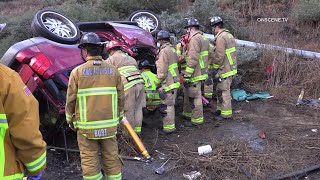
[258,132,266,139]
[155,158,171,175]
[183,171,201,180]
[311,129,317,133]
[43,97,320,180]
[197,145,212,155]
[297,99,320,108]
[231,89,273,102]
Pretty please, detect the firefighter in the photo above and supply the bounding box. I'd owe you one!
[155,30,180,134]
[182,18,210,126]
[210,16,237,120]
[0,64,46,180]
[65,32,124,180]
[139,60,161,112]
[105,40,146,135]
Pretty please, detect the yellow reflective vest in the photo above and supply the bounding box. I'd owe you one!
[141,70,161,107]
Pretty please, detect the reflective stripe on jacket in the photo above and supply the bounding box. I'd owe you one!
[183,31,210,82]
[156,42,180,91]
[106,50,144,91]
[65,56,124,139]
[141,70,161,106]
[212,29,237,78]
[0,64,46,178]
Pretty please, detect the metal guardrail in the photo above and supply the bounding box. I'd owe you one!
[203,33,320,59]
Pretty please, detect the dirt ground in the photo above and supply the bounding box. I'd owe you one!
[42,90,320,180]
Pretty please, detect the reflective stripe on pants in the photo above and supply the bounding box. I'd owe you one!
[78,132,122,179]
[216,77,233,118]
[183,83,203,125]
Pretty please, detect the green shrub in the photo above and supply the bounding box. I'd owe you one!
[55,0,119,22]
[293,0,320,22]
[237,46,261,65]
[160,0,239,39]
[0,10,36,56]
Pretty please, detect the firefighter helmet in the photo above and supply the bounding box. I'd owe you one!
[184,18,200,29]
[139,60,153,69]
[157,30,170,41]
[78,32,102,48]
[210,16,223,27]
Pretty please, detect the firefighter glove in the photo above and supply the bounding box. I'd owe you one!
[158,89,167,100]
[208,69,217,79]
[204,78,213,86]
[156,83,162,90]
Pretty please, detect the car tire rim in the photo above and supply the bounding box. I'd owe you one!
[40,11,77,39]
[130,12,158,33]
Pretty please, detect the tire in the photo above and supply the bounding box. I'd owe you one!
[128,10,161,34]
[31,10,80,44]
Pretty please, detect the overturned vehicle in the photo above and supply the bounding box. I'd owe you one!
[0,10,160,138]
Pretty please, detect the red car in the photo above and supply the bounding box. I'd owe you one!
[0,10,160,130]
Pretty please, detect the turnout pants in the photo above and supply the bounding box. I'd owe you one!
[204,83,214,99]
[203,77,214,99]
[216,76,233,118]
[124,83,146,134]
[159,89,177,132]
[77,132,122,180]
[183,82,203,125]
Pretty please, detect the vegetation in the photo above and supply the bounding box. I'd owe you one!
[293,0,320,23]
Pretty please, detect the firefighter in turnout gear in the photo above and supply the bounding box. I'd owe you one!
[139,60,161,112]
[156,30,180,134]
[65,33,124,180]
[0,64,46,180]
[210,16,237,120]
[105,40,146,135]
[182,18,210,126]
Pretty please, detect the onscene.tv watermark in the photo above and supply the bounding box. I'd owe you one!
[257,18,288,22]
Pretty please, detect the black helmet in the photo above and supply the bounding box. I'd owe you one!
[184,18,200,29]
[78,32,102,49]
[210,16,223,27]
[139,60,153,68]
[157,30,170,41]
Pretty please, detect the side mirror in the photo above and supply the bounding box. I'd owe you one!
[0,23,6,33]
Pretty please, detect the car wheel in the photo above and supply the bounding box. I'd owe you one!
[31,10,80,44]
[128,10,161,34]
